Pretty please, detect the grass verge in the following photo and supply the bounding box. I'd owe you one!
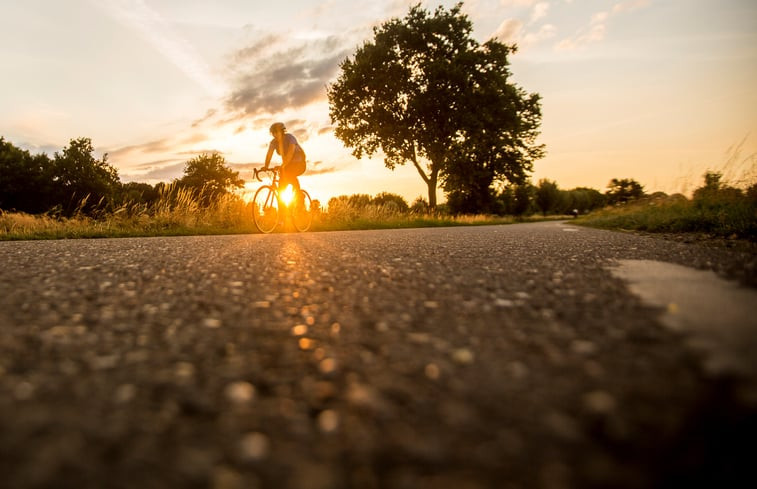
[575,195,756,241]
[1,198,567,241]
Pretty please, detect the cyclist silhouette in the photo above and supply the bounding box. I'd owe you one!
[263,122,306,195]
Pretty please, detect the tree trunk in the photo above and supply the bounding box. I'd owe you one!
[427,177,437,209]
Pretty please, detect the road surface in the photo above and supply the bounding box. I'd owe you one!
[1,221,755,489]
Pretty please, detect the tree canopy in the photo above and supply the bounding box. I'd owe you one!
[605,178,645,205]
[52,137,120,214]
[327,2,543,211]
[1,137,120,216]
[177,153,244,205]
[1,138,247,215]
[0,137,54,213]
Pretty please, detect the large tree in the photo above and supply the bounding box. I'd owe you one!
[328,3,543,209]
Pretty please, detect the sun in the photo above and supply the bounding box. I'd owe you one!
[280,185,295,206]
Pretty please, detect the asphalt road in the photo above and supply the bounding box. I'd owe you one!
[1,221,755,489]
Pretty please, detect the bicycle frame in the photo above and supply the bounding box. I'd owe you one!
[252,167,312,233]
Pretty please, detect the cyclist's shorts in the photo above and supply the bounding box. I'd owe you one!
[283,159,306,177]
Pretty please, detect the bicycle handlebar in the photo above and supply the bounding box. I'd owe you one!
[253,167,279,182]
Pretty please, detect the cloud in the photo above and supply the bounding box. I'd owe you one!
[530,2,550,24]
[107,132,210,172]
[493,1,554,48]
[16,141,63,156]
[225,36,350,117]
[493,18,555,48]
[192,109,217,128]
[501,0,541,6]
[92,0,226,98]
[121,161,185,182]
[612,0,651,14]
[306,165,338,176]
[233,34,280,63]
[523,24,557,45]
[108,137,174,160]
[494,19,524,44]
[556,0,652,51]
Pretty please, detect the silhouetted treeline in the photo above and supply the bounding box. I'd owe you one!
[326,184,608,217]
[443,180,608,216]
[7,136,750,219]
[0,137,121,216]
[1,137,243,216]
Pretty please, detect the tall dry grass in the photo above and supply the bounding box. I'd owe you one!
[1,183,536,240]
[1,183,256,240]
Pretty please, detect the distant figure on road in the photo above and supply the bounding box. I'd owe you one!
[263,122,307,194]
[571,209,579,218]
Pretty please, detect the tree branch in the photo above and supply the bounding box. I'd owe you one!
[409,142,430,185]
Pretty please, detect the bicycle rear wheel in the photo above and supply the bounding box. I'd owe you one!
[292,189,312,232]
[252,185,280,233]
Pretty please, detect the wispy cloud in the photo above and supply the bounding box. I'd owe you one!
[494,18,524,44]
[530,2,550,24]
[556,0,652,51]
[494,0,555,48]
[493,18,556,47]
[91,0,226,98]
[120,161,185,182]
[501,0,542,6]
[612,0,651,14]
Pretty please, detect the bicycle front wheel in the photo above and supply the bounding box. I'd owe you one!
[292,189,313,232]
[252,185,280,233]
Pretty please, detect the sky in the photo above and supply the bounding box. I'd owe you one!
[1,0,756,205]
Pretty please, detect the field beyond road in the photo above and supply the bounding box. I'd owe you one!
[1,222,755,489]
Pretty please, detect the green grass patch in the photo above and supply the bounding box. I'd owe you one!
[575,194,757,240]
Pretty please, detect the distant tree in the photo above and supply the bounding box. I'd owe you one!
[498,181,534,216]
[326,194,372,217]
[118,182,160,206]
[372,192,409,212]
[646,191,669,201]
[328,3,543,210]
[0,137,56,213]
[747,183,757,204]
[346,194,373,209]
[51,137,120,215]
[311,199,322,217]
[410,197,430,214]
[692,171,743,205]
[563,187,606,214]
[445,178,498,214]
[177,153,244,206]
[535,179,561,215]
[513,182,534,216]
[605,178,644,205]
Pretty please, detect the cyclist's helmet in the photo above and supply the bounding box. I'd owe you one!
[270,122,286,135]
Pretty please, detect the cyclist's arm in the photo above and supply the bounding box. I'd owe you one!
[263,141,275,169]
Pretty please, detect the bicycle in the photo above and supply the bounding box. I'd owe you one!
[252,167,313,233]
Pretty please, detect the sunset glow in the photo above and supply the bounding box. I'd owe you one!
[280,185,295,207]
[1,0,755,205]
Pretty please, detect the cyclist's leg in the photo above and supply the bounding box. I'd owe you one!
[291,160,306,204]
[281,161,304,191]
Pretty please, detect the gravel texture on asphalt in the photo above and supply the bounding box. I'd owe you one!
[1,221,755,489]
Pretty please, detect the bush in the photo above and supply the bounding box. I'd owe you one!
[577,172,757,240]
